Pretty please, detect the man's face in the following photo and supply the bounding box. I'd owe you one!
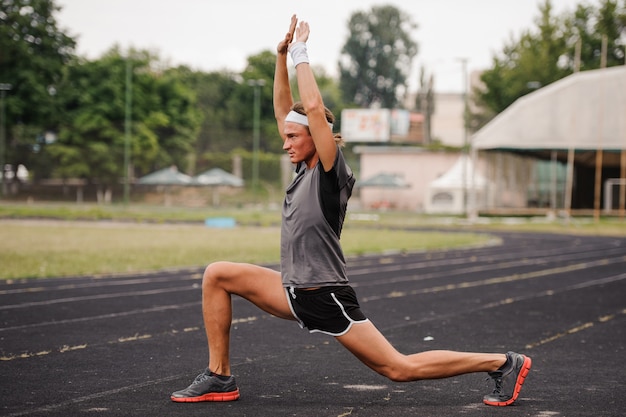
[282,122,317,165]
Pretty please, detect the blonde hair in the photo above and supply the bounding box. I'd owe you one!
[290,102,345,147]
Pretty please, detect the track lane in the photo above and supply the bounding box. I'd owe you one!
[1,231,625,417]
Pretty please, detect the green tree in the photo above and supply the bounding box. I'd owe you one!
[240,50,279,153]
[474,1,568,122]
[339,5,418,109]
[0,0,76,183]
[152,66,202,170]
[48,47,200,201]
[178,68,245,160]
[564,0,626,70]
[472,0,625,131]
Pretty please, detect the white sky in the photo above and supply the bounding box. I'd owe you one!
[55,0,587,93]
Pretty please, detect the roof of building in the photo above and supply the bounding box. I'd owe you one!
[472,66,626,152]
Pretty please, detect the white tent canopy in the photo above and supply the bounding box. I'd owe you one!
[429,155,487,189]
[137,166,192,185]
[472,66,626,152]
[192,168,244,187]
[424,155,490,214]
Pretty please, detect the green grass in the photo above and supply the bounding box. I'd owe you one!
[3,202,624,280]
[2,202,625,235]
[0,202,280,225]
[1,221,493,280]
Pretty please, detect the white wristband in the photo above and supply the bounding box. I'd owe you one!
[289,42,309,67]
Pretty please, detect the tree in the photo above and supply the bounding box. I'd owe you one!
[473,1,568,123]
[152,66,202,170]
[240,50,279,153]
[339,5,418,109]
[178,69,245,159]
[563,0,626,71]
[47,47,200,201]
[0,0,76,184]
[471,0,625,131]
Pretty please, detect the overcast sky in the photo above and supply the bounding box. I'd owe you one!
[55,0,589,93]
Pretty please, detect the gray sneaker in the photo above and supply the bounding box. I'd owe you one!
[483,351,531,406]
[171,368,240,402]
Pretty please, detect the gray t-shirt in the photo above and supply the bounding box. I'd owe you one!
[280,149,355,288]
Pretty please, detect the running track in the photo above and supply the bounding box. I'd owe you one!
[1,230,625,416]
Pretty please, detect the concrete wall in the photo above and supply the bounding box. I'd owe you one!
[354,147,461,211]
[431,93,465,147]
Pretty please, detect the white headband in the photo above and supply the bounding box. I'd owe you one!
[284,110,333,131]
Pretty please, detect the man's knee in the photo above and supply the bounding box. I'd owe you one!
[202,261,233,289]
[382,367,414,382]
[371,358,416,382]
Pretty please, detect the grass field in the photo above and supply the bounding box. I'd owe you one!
[1,220,495,280]
[2,202,624,280]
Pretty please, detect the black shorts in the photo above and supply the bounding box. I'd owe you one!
[285,285,369,336]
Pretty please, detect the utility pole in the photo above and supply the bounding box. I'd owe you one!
[248,79,265,195]
[0,83,12,198]
[593,35,608,222]
[457,58,469,217]
[124,58,132,204]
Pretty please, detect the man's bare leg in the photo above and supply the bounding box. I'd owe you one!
[336,320,506,381]
[201,261,295,375]
[171,261,294,402]
[337,320,531,406]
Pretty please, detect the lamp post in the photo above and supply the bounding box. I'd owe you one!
[456,58,469,217]
[123,58,132,204]
[0,83,12,198]
[247,79,265,194]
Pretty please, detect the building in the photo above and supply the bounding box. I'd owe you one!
[472,66,626,216]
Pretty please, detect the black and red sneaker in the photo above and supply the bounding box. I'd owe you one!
[483,352,532,406]
[171,369,240,402]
